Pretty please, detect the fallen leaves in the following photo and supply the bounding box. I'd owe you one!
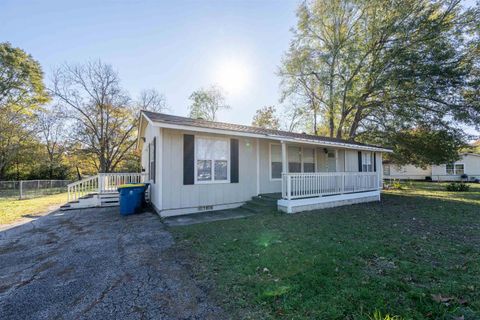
[430,293,469,306]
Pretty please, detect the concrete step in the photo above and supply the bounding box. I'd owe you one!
[251,196,277,204]
[249,198,277,208]
[257,193,282,200]
[99,202,119,207]
[241,201,277,213]
[240,204,263,213]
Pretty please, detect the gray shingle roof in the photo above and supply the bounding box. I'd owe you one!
[142,110,390,151]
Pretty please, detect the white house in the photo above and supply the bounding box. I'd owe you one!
[133,111,391,216]
[383,153,480,182]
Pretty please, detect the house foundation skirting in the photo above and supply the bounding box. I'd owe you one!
[159,201,245,217]
[277,190,380,214]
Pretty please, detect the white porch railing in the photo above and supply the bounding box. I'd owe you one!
[67,173,148,202]
[98,173,148,192]
[282,172,379,200]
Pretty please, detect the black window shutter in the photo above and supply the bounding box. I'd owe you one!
[183,134,195,185]
[230,139,239,183]
[148,143,151,180]
[358,151,363,172]
[373,152,377,172]
[153,137,156,183]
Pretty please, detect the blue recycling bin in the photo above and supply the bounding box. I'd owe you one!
[118,184,148,216]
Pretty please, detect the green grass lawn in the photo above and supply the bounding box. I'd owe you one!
[171,182,480,320]
[0,193,68,225]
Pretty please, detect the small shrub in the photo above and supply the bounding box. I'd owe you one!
[370,310,403,320]
[392,180,403,190]
[446,182,470,192]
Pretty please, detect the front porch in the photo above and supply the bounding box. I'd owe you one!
[274,140,382,213]
[277,171,381,213]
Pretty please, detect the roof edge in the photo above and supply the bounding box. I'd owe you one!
[142,111,392,153]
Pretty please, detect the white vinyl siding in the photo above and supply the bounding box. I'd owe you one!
[161,129,257,214]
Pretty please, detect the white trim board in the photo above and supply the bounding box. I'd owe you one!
[277,190,381,214]
[142,115,391,153]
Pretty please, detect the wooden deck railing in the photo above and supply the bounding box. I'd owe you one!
[67,173,148,202]
[282,172,379,200]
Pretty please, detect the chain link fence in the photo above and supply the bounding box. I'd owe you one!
[0,180,71,199]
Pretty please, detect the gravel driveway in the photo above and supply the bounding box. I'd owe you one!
[0,207,224,320]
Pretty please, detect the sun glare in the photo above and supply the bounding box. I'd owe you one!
[213,59,249,95]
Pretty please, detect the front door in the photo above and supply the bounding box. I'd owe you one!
[327,151,336,172]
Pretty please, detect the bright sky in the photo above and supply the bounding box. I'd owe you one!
[1,0,477,136]
[1,0,298,125]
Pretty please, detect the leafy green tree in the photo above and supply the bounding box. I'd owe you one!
[280,0,479,165]
[188,85,230,121]
[252,106,280,130]
[0,42,49,179]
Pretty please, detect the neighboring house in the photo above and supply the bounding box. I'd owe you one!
[383,163,432,180]
[383,153,480,182]
[137,111,391,215]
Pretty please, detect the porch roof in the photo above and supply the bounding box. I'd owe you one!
[140,110,392,153]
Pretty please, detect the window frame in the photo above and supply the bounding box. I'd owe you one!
[302,147,316,173]
[149,140,156,181]
[269,143,317,180]
[362,152,373,172]
[446,163,465,175]
[287,146,302,173]
[194,135,230,184]
[455,164,465,175]
[269,143,282,181]
[383,164,391,176]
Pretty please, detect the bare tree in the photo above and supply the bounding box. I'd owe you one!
[36,107,66,178]
[52,60,137,173]
[138,89,168,113]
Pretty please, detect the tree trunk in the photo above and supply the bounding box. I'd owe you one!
[348,107,363,139]
[76,166,82,180]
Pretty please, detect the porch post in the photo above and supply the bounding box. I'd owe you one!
[281,141,288,200]
[281,141,287,174]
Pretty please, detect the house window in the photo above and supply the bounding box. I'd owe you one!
[270,144,282,179]
[288,146,302,173]
[447,163,464,175]
[383,164,391,176]
[446,164,454,175]
[303,148,315,172]
[149,139,155,181]
[195,137,229,183]
[362,152,373,172]
[270,144,318,177]
[455,164,465,175]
